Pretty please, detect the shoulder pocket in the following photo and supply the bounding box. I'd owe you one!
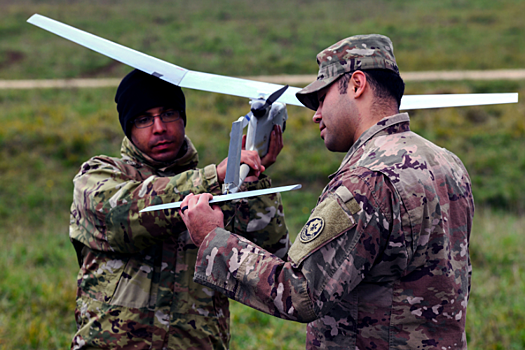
[288,187,360,265]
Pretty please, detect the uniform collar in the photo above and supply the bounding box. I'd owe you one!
[121,135,199,174]
[332,112,411,177]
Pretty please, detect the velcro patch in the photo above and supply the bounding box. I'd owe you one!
[335,186,361,214]
[204,164,217,180]
[289,192,357,265]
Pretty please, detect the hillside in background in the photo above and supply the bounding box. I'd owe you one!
[1,0,525,79]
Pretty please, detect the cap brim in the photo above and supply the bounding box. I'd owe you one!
[295,75,340,111]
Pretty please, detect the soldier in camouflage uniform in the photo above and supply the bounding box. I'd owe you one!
[69,69,290,349]
[179,35,475,349]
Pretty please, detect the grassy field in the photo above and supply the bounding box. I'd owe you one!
[1,0,525,349]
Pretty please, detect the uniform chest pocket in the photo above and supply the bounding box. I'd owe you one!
[79,254,129,303]
[110,254,159,309]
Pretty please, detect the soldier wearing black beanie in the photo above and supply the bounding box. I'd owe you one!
[70,67,286,350]
[115,69,187,138]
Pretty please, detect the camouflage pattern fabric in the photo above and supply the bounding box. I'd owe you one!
[194,113,474,349]
[296,34,399,111]
[69,136,289,350]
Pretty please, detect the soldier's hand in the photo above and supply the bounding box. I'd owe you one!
[216,150,264,184]
[179,193,224,247]
[260,125,283,169]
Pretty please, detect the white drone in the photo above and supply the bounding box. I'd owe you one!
[27,14,518,212]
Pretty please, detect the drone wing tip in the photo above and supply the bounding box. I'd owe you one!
[27,13,38,22]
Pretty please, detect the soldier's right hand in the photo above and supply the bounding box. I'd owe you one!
[178,193,224,247]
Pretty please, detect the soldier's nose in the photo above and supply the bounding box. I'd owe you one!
[152,116,167,133]
[312,110,322,123]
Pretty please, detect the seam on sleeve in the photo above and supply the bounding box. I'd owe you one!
[355,170,390,227]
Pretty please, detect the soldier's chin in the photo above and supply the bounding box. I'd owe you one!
[150,149,178,162]
[324,140,351,153]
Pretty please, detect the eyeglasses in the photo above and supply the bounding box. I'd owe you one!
[132,110,181,129]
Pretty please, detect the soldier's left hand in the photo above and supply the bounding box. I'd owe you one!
[216,150,264,184]
[243,124,283,169]
[262,124,283,168]
[179,193,224,247]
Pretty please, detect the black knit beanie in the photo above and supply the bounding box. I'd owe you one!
[115,69,186,138]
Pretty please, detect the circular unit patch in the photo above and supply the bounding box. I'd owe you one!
[299,217,325,243]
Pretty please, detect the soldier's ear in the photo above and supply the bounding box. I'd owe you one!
[351,71,366,98]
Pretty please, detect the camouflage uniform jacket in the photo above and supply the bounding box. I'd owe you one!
[194,113,474,349]
[69,136,289,350]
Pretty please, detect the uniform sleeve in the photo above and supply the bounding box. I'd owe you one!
[226,176,290,259]
[70,156,221,254]
[193,172,399,322]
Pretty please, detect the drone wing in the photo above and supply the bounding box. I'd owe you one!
[140,184,302,212]
[27,14,301,106]
[27,14,517,109]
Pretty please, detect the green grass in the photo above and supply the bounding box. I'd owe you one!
[467,208,525,349]
[230,300,306,349]
[0,213,76,349]
[1,0,525,348]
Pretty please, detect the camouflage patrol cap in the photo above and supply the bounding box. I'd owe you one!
[296,34,399,110]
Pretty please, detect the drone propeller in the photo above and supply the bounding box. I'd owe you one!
[251,85,289,118]
[253,85,289,114]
